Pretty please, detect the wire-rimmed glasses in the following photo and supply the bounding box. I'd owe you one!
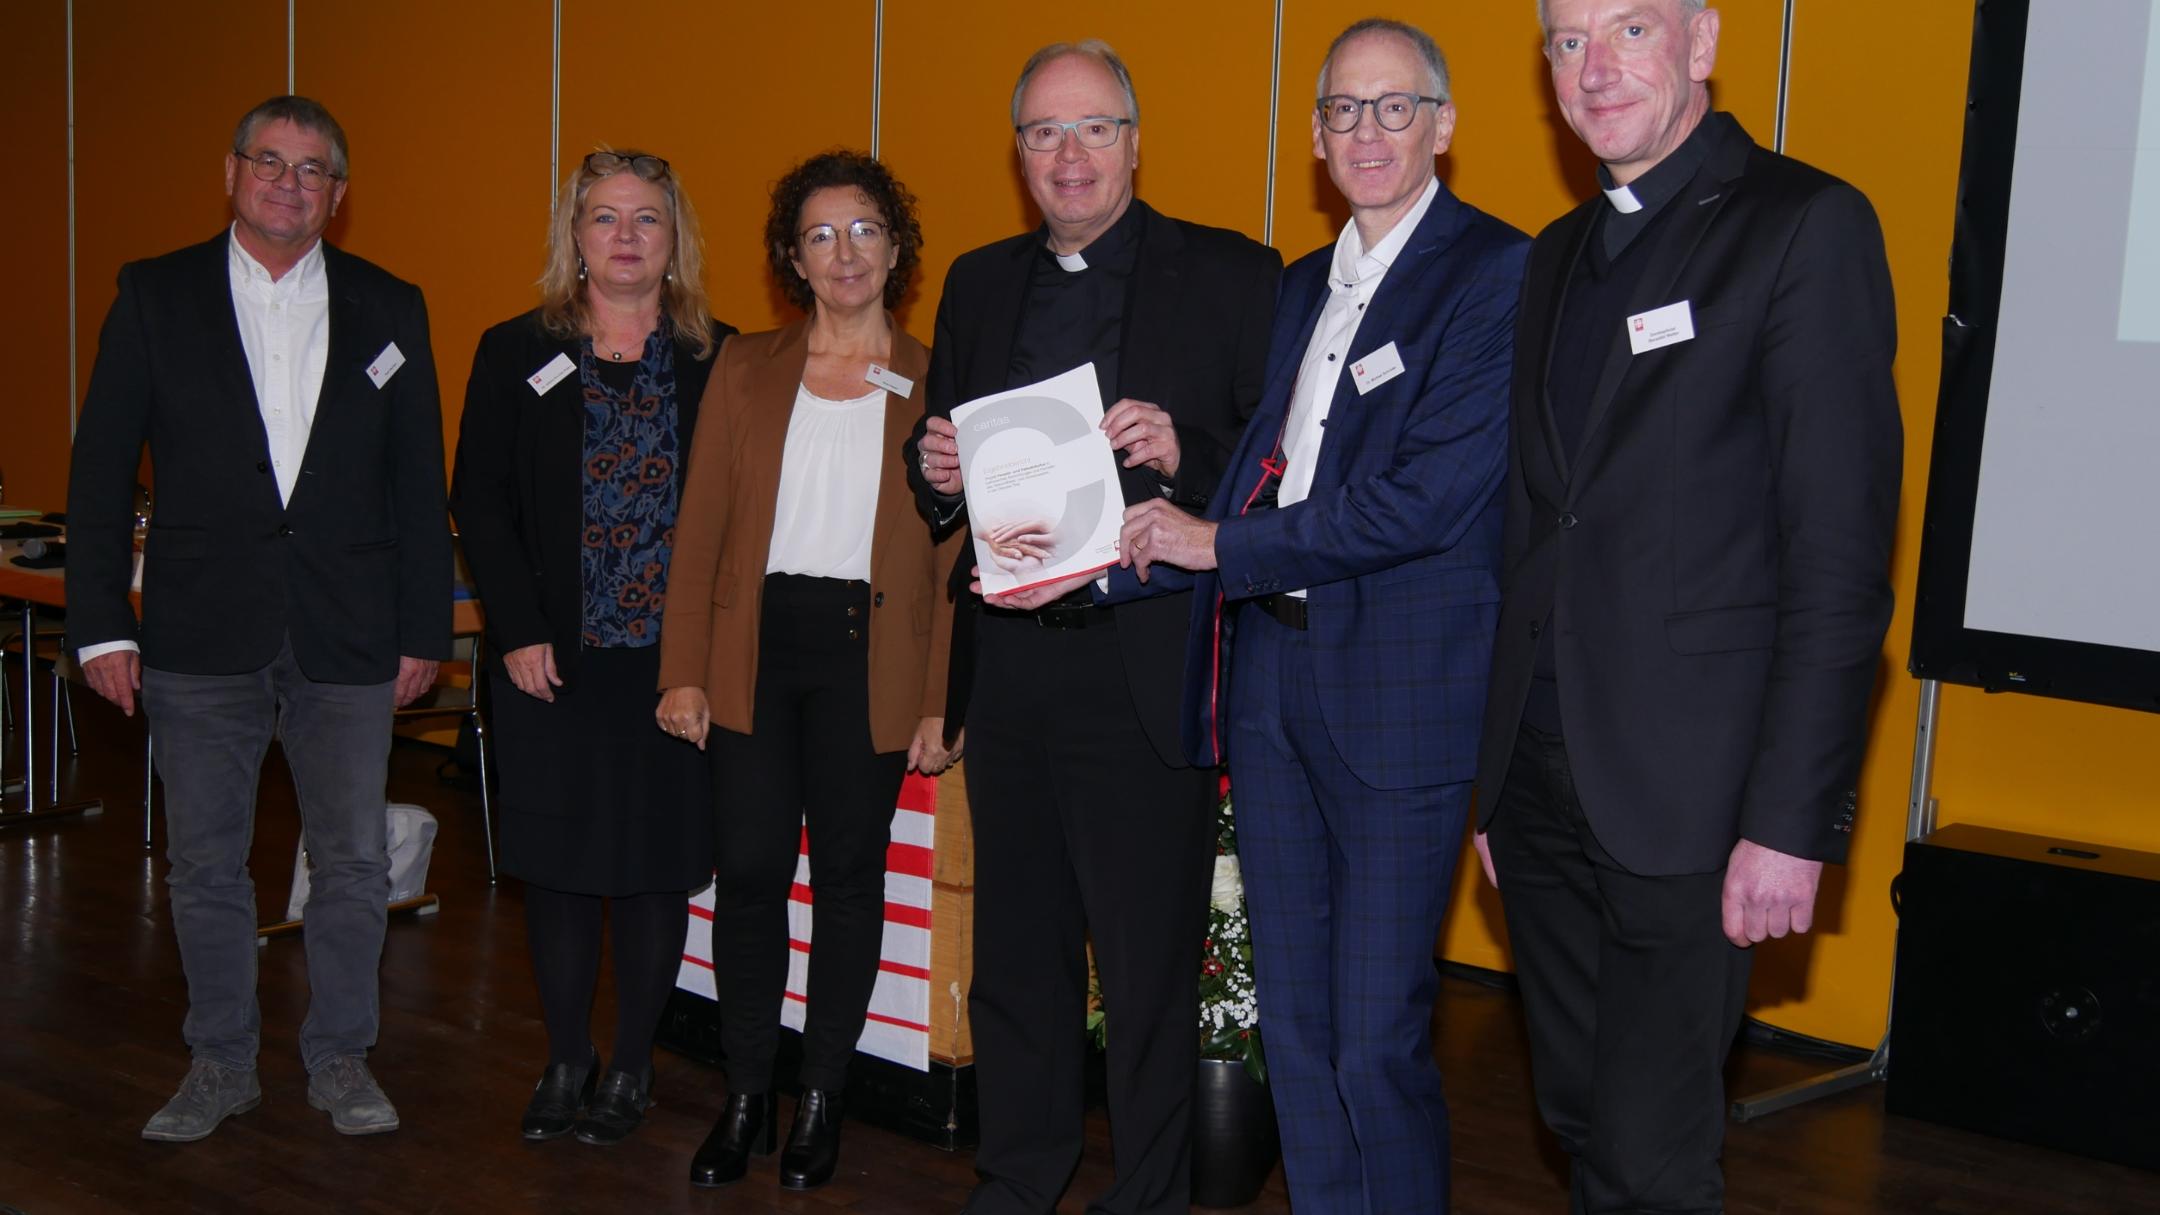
[1015,117,1134,152]
[238,151,341,191]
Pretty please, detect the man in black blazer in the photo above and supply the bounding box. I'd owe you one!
[68,96,451,1143]
[903,40,1279,1215]
[1474,4,1901,1210]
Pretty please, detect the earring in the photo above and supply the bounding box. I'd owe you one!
[663,271,673,285]
[577,257,588,282]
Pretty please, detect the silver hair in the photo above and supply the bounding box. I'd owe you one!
[1316,18,1450,105]
[1010,39,1141,127]
[1538,0,1707,38]
[231,95,350,178]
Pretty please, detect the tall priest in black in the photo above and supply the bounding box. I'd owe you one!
[67,96,451,1145]
[904,40,1278,1215]
[1474,4,1901,1212]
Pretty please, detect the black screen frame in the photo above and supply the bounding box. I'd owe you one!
[1908,0,2160,714]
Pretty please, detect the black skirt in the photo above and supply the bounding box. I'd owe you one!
[492,644,713,895]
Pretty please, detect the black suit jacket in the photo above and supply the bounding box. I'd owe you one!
[67,231,452,682]
[447,309,733,688]
[1475,114,1903,874]
[903,200,1281,761]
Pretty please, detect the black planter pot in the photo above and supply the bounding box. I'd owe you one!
[1191,1058,1280,1208]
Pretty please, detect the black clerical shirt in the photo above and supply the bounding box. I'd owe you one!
[1008,197,1145,410]
[1526,115,1719,732]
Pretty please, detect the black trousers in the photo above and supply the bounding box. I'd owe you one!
[709,575,905,1094]
[1486,721,1753,1215]
[962,611,1216,1215]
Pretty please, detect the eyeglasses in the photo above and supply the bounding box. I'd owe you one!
[239,150,341,191]
[1015,117,1133,153]
[584,151,670,179]
[1316,93,1445,133]
[799,219,889,252]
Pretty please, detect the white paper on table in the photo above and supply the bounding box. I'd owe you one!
[950,362,1124,596]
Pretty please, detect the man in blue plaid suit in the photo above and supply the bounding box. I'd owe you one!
[1117,20,1525,1212]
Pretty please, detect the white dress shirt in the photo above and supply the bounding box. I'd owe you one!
[1275,177,1439,597]
[230,227,333,507]
[80,227,332,665]
[765,383,886,581]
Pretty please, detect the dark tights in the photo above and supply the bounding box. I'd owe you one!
[524,885,690,1078]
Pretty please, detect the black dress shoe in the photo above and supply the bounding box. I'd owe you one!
[779,1088,845,1191]
[572,1067,653,1146]
[520,1051,599,1141]
[690,1090,777,1187]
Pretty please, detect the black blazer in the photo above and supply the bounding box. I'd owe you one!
[903,200,1282,762]
[448,309,734,689]
[1475,114,1903,874]
[67,231,452,681]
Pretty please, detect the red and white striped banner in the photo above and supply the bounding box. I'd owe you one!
[679,772,943,1072]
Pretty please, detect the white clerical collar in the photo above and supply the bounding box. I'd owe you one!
[1602,183,1643,214]
[1054,249,1088,273]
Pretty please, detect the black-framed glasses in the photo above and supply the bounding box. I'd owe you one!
[1316,93,1445,133]
[1015,116,1133,152]
[239,150,340,191]
[585,151,670,179]
[799,218,889,253]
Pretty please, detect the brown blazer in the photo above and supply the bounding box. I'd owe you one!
[658,317,960,754]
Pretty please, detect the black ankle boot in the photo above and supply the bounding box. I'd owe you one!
[779,1088,845,1191]
[520,1050,599,1140]
[689,1090,777,1187]
[572,1066,653,1146]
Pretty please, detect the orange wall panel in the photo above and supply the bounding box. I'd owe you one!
[73,0,285,496]
[3,2,70,512]
[558,2,874,338]
[295,0,553,471]
[880,1,1276,345]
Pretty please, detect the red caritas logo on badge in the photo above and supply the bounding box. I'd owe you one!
[1634,317,1646,332]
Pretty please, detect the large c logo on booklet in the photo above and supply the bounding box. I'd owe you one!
[959,392,1112,568]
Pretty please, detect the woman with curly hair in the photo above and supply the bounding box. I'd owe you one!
[450,150,734,1147]
[657,150,961,1191]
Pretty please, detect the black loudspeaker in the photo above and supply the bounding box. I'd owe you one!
[1886,823,2160,1169]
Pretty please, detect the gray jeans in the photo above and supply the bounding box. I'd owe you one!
[142,638,396,1072]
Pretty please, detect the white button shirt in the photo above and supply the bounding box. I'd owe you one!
[1277,177,1439,596]
[79,228,332,666]
[229,225,333,506]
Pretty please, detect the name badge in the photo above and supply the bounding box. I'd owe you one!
[866,363,915,398]
[365,342,406,389]
[1350,341,1406,395]
[529,352,577,395]
[1626,300,1696,355]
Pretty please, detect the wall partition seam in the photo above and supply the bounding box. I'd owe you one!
[1775,0,1796,153]
[551,0,562,199]
[67,0,78,434]
[1263,0,1283,246]
[287,0,295,92]
[870,0,884,157]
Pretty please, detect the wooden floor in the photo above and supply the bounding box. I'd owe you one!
[1,668,2151,1214]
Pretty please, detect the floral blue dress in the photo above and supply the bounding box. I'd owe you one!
[580,333,679,647]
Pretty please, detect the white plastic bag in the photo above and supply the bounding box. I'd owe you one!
[284,803,439,921]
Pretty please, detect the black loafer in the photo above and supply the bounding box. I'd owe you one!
[572,1067,653,1146]
[689,1090,777,1187]
[779,1088,845,1191]
[520,1051,599,1141]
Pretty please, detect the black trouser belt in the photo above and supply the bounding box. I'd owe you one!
[982,600,1118,630]
[1253,592,1308,630]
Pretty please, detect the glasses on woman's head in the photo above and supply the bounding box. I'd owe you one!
[1315,93,1444,133]
[584,151,670,180]
[798,218,888,253]
[239,150,341,191]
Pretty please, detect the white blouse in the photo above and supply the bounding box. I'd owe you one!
[765,382,887,580]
